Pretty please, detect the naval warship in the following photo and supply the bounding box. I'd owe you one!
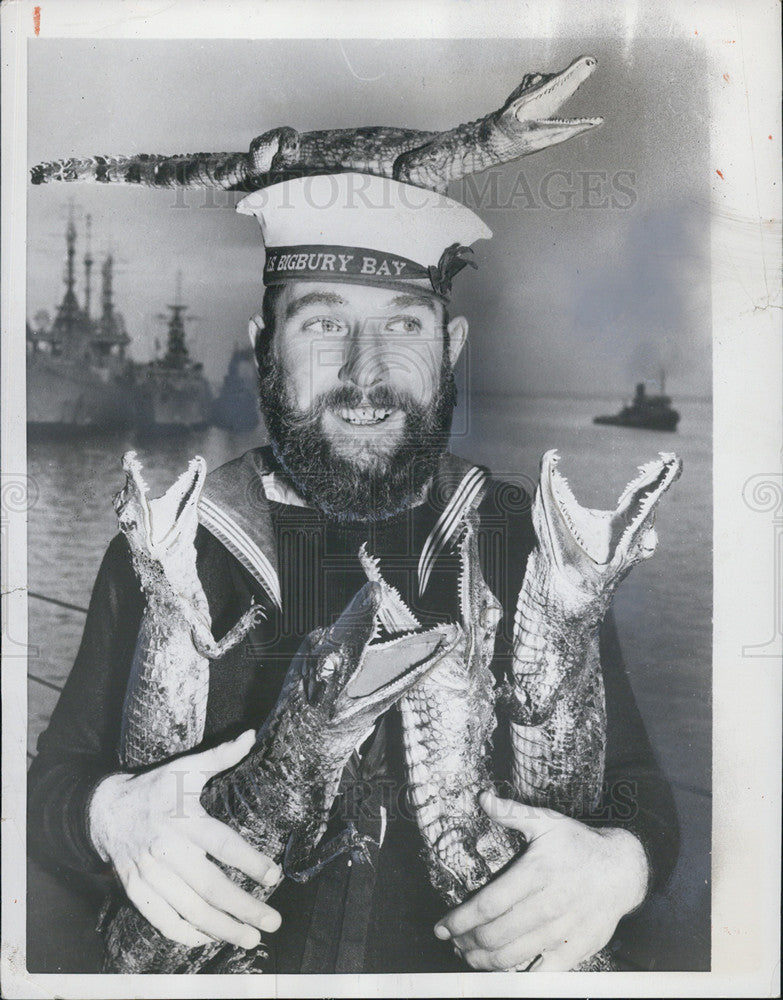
[133,273,213,435]
[26,214,138,433]
[28,218,214,435]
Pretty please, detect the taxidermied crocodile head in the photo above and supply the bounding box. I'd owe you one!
[113,450,206,590]
[499,54,603,148]
[534,449,683,600]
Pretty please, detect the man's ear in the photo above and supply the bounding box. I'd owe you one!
[248,313,264,350]
[248,313,265,372]
[446,315,468,367]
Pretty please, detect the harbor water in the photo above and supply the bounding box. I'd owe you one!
[26,392,712,970]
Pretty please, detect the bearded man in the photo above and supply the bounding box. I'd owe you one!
[28,174,679,974]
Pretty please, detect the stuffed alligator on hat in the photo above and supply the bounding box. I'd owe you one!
[30,55,601,194]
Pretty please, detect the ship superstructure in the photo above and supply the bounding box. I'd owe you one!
[594,372,680,432]
[28,216,215,435]
[27,212,137,431]
[134,272,213,434]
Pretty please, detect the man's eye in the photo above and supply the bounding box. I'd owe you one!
[303,317,346,336]
[386,316,422,335]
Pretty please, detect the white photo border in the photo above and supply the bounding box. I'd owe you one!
[2,1,780,997]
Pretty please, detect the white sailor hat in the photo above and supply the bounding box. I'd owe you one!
[236,173,492,300]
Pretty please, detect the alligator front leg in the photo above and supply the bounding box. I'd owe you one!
[188,601,266,660]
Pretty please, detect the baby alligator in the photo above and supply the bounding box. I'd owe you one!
[505,450,682,812]
[103,567,461,971]
[400,452,681,972]
[112,451,264,768]
[31,56,601,194]
[399,510,514,903]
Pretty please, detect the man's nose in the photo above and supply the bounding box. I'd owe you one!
[337,321,389,389]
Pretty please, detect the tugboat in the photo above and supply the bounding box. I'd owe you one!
[594,372,680,431]
[134,273,213,434]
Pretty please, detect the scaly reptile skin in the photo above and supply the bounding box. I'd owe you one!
[398,510,614,971]
[504,451,681,970]
[31,56,601,194]
[506,451,683,813]
[103,569,461,973]
[113,452,264,769]
[400,452,681,972]
[399,510,516,903]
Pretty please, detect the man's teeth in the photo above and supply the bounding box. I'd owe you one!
[339,407,393,425]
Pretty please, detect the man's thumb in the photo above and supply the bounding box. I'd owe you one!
[187,729,256,779]
[479,789,562,840]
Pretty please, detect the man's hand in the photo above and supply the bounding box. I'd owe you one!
[88,730,282,950]
[433,790,649,971]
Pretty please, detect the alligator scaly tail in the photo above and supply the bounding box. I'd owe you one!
[103,566,462,972]
[505,451,683,813]
[31,56,601,194]
[112,451,265,768]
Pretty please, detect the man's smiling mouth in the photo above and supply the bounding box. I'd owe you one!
[338,406,395,426]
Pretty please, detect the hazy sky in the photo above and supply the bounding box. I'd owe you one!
[27,36,712,397]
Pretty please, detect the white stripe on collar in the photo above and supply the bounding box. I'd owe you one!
[198,495,282,609]
[417,465,487,596]
[261,472,311,508]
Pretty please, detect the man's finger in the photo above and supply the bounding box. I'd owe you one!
[168,846,282,933]
[192,815,281,888]
[449,890,554,954]
[434,865,543,940]
[125,867,214,949]
[181,730,256,782]
[140,854,262,951]
[462,918,568,972]
[478,789,563,840]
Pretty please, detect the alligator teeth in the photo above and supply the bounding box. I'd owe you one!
[549,466,590,552]
[615,455,682,551]
[358,544,420,632]
[531,116,604,127]
[358,545,382,580]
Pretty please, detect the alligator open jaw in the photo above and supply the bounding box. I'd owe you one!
[115,450,206,555]
[504,55,603,136]
[333,555,463,724]
[336,581,460,720]
[540,450,683,570]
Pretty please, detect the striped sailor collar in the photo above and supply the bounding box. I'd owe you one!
[198,448,282,610]
[198,446,488,609]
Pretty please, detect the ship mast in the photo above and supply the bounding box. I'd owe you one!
[83,214,93,320]
[64,202,76,301]
[101,252,114,329]
[52,201,83,354]
[160,270,191,369]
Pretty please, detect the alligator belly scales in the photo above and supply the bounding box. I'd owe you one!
[400,511,517,901]
[400,451,681,972]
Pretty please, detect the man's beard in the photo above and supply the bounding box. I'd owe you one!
[258,352,457,523]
